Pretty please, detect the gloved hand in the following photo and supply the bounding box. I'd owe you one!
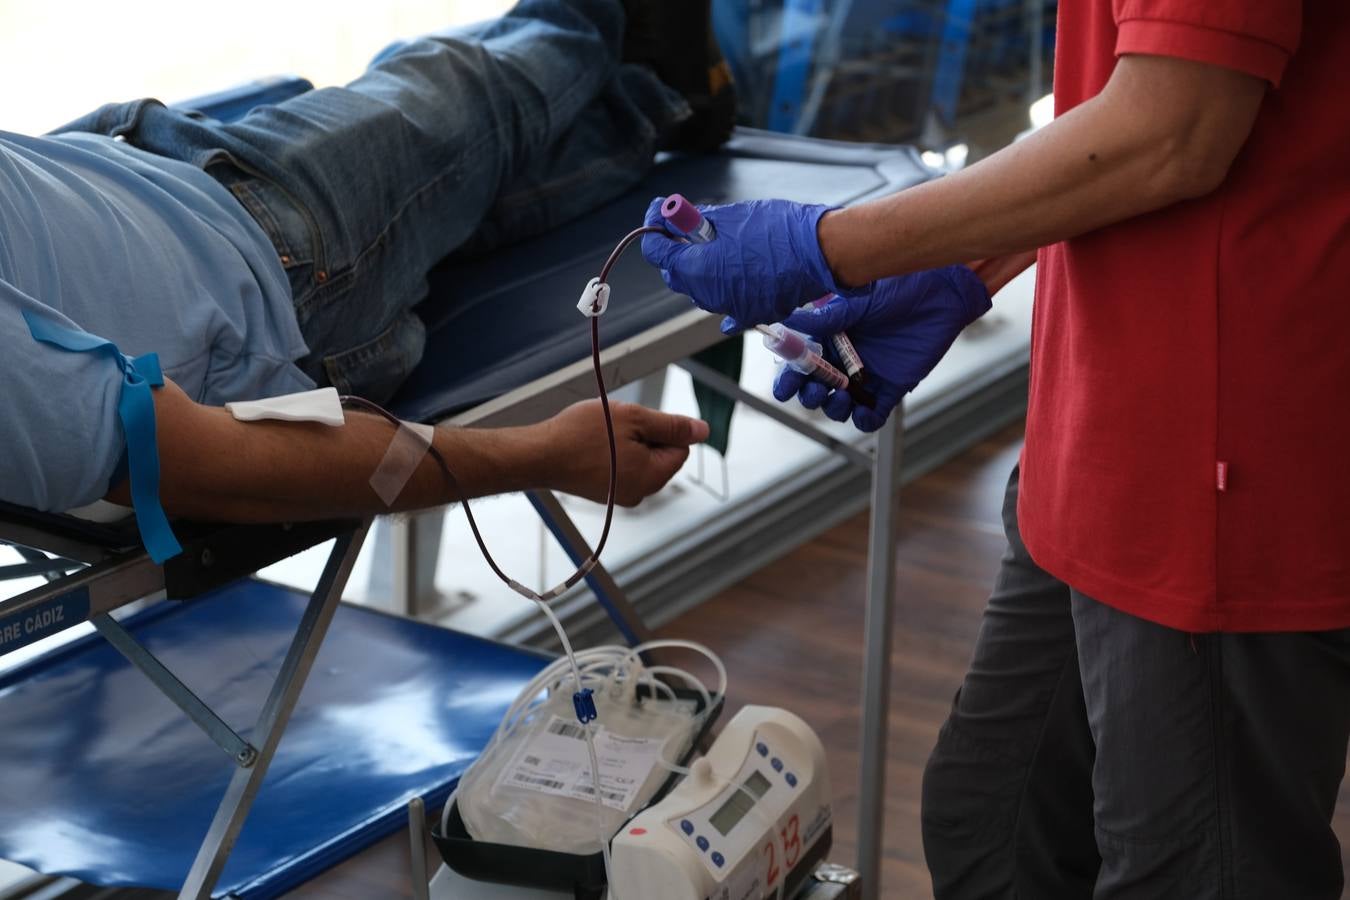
[727,266,991,432]
[641,197,861,326]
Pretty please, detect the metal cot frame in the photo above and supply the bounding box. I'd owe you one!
[0,321,902,900]
[0,513,372,900]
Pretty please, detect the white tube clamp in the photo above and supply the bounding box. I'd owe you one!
[577,277,611,318]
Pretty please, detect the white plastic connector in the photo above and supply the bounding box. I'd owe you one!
[578,277,611,318]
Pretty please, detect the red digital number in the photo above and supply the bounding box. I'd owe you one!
[781,815,802,869]
[764,840,780,886]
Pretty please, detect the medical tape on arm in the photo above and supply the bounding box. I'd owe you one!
[369,420,437,506]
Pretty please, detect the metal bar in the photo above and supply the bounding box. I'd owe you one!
[176,521,369,900]
[389,517,414,617]
[408,797,431,900]
[677,358,874,470]
[388,514,445,618]
[0,560,79,581]
[91,614,257,767]
[0,553,165,661]
[526,491,652,647]
[854,413,903,900]
[13,546,54,566]
[0,520,115,566]
[448,309,724,429]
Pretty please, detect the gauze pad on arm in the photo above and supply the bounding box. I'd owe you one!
[226,388,345,426]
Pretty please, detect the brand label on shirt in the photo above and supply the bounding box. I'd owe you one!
[0,588,89,653]
[497,715,665,812]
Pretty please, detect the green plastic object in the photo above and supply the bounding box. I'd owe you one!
[690,338,743,456]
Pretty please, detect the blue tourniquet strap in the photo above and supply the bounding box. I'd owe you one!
[22,311,182,563]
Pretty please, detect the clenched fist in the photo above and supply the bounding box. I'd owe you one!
[541,400,710,506]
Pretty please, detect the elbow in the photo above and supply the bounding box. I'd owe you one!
[1105,54,1264,209]
[1155,143,1236,203]
[1142,112,1247,206]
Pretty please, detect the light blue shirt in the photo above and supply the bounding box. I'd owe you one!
[0,131,313,511]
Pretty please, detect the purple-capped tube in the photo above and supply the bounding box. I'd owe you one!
[661,193,716,243]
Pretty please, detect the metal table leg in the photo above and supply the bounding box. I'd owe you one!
[382,513,445,618]
[176,522,370,900]
[855,415,902,900]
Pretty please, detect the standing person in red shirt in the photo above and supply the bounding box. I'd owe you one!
[643,1,1350,895]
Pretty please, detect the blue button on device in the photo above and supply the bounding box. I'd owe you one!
[786,773,799,788]
[712,852,726,868]
[681,820,694,835]
[697,836,710,852]
[771,758,784,772]
[756,742,768,757]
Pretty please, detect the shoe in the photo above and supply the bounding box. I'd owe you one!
[622,0,737,152]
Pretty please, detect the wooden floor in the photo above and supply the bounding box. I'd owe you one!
[291,420,1350,898]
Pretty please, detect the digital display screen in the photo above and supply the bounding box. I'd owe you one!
[709,771,772,836]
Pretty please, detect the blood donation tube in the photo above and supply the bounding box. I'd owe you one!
[661,194,716,243]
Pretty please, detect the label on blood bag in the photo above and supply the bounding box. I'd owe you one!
[498,715,665,812]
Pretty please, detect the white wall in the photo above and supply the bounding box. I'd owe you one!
[0,0,512,136]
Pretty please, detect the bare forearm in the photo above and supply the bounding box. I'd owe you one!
[112,381,547,522]
[107,380,707,524]
[163,413,540,523]
[821,56,1265,287]
[969,250,1039,295]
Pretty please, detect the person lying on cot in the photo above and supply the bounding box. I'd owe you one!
[0,0,735,527]
[643,1,1350,897]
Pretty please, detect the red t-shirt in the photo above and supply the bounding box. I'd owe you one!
[1019,0,1350,632]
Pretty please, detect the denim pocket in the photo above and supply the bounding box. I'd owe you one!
[320,311,426,404]
[205,154,327,298]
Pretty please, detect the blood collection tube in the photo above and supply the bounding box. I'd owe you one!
[806,295,877,409]
[755,324,850,392]
[661,194,716,243]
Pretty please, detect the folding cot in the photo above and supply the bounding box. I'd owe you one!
[0,73,935,899]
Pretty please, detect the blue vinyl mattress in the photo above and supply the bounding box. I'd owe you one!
[0,580,549,898]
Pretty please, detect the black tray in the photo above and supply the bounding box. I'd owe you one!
[432,686,724,900]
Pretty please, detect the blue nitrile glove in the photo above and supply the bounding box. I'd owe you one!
[725,266,991,432]
[641,197,863,326]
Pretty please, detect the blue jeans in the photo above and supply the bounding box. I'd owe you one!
[55,0,688,401]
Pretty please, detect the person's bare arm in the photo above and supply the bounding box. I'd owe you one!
[820,54,1268,287]
[107,379,709,523]
[968,250,1040,295]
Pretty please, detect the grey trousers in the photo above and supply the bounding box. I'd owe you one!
[921,466,1350,899]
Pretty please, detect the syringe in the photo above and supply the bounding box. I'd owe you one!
[755,323,850,392]
[661,193,716,243]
